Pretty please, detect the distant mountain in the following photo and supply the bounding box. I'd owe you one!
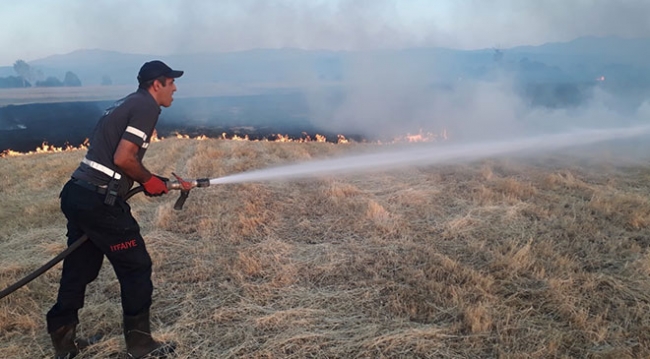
[510,36,650,64]
[0,36,648,88]
[504,37,650,82]
[28,49,155,86]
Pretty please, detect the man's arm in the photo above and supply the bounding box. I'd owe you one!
[113,139,152,183]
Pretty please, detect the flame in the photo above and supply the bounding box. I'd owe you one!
[1,129,449,157]
[275,134,292,142]
[217,132,335,143]
[377,129,447,144]
[151,130,162,142]
[221,133,251,141]
[1,149,23,157]
[1,139,89,158]
[149,131,207,141]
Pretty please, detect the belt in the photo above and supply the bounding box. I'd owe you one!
[71,178,108,195]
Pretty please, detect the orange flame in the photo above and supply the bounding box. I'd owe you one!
[1,130,449,157]
[374,129,448,144]
[391,129,445,143]
[1,139,89,158]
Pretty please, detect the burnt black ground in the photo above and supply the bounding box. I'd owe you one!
[0,92,349,153]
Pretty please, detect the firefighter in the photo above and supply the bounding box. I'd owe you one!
[46,60,182,359]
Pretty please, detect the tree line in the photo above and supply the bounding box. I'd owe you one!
[0,60,82,88]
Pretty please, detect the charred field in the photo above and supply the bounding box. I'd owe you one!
[0,90,358,153]
[2,136,650,358]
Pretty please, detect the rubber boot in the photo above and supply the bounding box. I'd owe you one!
[124,311,176,358]
[50,323,101,359]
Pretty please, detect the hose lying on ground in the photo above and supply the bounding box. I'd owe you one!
[0,186,144,300]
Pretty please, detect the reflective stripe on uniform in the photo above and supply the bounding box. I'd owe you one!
[125,126,148,142]
[81,157,122,180]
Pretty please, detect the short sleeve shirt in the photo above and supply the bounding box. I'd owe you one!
[71,88,161,196]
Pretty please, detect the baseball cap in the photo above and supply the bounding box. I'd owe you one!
[137,60,184,83]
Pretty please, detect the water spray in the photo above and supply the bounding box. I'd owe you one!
[209,125,650,185]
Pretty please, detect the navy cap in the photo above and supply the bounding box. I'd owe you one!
[137,60,184,83]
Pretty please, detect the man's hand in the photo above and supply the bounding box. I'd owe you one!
[142,175,169,197]
[154,175,170,183]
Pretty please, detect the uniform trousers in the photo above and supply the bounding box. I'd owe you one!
[46,180,153,333]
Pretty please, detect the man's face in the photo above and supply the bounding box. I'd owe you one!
[155,78,177,107]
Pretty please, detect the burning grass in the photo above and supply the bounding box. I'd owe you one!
[0,128,444,158]
[2,137,650,358]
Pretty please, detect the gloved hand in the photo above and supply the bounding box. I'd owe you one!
[142,174,169,197]
[154,175,169,183]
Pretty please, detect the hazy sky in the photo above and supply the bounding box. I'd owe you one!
[1,0,649,66]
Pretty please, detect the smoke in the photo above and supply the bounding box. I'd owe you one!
[3,0,650,65]
[444,1,650,48]
[3,1,649,150]
[302,56,650,143]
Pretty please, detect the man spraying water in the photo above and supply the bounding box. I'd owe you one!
[46,60,182,359]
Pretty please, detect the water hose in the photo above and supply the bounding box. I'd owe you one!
[0,186,142,300]
[0,174,211,300]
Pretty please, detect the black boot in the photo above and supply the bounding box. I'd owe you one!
[50,323,101,359]
[124,311,176,358]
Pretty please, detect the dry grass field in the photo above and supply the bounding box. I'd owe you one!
[2,137,650,358]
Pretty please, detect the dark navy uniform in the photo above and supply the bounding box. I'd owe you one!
[46,89,162,333]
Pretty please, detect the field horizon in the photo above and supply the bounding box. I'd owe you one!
[2,137,650,358]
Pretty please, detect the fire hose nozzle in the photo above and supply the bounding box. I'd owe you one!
[166,173,212,210]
